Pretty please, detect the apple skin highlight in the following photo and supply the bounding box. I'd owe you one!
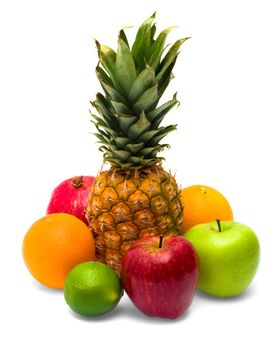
[121,235,199,319]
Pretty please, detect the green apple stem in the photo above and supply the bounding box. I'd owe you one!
[159,234,164,248]
[216,219,222,232]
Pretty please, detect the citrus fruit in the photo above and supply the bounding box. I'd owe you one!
[64,261,123,316]
[22,213,95,288]
[181,185,233,232]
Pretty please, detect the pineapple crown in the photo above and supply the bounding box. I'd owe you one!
[90,12,189,169]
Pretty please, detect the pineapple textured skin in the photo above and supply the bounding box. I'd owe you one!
[86,166,183,275]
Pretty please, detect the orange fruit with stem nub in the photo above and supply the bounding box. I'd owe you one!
[22,213,95,288]
[181,185,233,232]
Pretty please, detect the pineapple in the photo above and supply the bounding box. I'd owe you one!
[86,13,189,275]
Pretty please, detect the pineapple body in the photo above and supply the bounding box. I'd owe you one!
[86,166,183,275]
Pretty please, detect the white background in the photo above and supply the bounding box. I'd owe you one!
[1,0,277,349]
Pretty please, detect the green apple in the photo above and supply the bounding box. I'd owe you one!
[184,220,260,297]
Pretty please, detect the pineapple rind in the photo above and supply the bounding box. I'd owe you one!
[86,166,184,275]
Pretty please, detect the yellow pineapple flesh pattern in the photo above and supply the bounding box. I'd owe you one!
[86,166,184,275]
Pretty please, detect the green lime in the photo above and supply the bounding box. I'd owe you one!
[64,261,123,316]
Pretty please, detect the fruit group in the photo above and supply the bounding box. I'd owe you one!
[22,213,95,288]
[121,235,198,319]
[47,176,95,224]
[181,185,233,232]
[64,261,123,316]
[184,220,260,297]
[86,13,188,275]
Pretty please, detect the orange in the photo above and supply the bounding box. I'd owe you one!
[181,185,233,232]
[22,213,95,288]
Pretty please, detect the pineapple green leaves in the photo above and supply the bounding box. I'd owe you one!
[91,13,189,169]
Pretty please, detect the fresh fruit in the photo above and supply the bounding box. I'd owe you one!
[64,261,123,316]
[47,176,95,224]
[121,235,198,319]
[86,13,188,275]
[22,213,95,288]
[184,220,260,297]
[181,185,233,232]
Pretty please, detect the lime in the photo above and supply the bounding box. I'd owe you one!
[64,261,123,316]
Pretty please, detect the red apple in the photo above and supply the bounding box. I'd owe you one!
[121,235,198,319]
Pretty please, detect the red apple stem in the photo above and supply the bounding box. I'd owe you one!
[159,234,164,248]
[216,219,222,232]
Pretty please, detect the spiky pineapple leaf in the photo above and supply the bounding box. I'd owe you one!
[148,94,179,130]
[95,65,113,87]
[149,124,177,145]
[140,158,160,167]
[119,28,130,47]
[113,137,129,148]
[133,84,159,114]
[125,142,144,154]
[96,66,127,104]
[118,115,137,133]
[128,156,145,164]
[93,93,113,110]
[148,93,178,120]
[95,123,118,138]
[92,94,113,117]
[156,37,190,80]
[92,132,110,144]
[115,38,137,95]
[111,149,131,161]
[98,146,115,159]
[100,80,127,104]
[96,42,124,94]
[128,65,156,103]
[148,26,175,68]
[131,12,156,71]
[150,23,157,43]
[90,109,118,135]
[97,43,116,63]
[138,144,168,157]
[111,100,131,114]
[94,124,113,139]
[136,129,158,144]
[127,112,151,140]
[91,115,109,128]
[157,57,176,98]
[98,143,123,154]
[92,95,121,132]
[103,157,124,168]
